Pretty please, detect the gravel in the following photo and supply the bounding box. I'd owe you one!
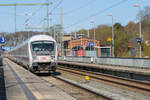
[41,76,108,100]
[58,69,150,100]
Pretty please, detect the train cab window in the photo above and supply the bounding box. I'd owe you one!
[31,41,55,55]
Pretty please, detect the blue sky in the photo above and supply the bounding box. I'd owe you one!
[0,0,149,33]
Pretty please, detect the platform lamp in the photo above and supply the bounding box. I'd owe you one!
[134,4,142,58]
[90,20,96,57]
[108,13,114,57]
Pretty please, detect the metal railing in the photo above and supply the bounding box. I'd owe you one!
[58,56,150,68]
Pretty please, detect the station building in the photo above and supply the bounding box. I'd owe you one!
[59,35,111,57]
[64,37,100,57]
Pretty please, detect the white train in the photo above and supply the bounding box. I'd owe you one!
[8,35,57,73]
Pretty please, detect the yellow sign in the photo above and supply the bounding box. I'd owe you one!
[68,44,70,49]
[107,37,111,42]
[84,76,90,81]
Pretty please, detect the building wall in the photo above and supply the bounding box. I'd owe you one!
[63,36,72,41]
[67,38,100,56]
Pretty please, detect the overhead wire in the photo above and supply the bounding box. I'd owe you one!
[49,0,63,14]
[38,0,63,25]
[23,5,44,25]
[64,0,129,30]
[48,0,97,15]
[62,0,97,15]
[38,0,98,27]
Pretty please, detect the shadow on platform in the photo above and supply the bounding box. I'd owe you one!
[35,71,61,76]
[0,65,7,100]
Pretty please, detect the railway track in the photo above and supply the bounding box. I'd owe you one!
[40,75,111,100]
[57,66,150,96]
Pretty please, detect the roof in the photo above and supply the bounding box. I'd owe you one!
[29,35,56,43]
[9,34,56,52]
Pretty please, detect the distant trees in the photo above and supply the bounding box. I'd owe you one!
[3,24,64,48]
[140,6,150,40]
[2,31,43,47]
[95,25,112,46]
[114,23,129,56]
[140,6,150,57]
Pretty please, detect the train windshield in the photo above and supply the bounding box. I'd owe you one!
[31,41,55,55]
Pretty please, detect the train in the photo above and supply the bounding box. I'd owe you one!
[8,35,57,73]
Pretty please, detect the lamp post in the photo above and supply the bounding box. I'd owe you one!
[108,13,114,57]
[70,27,73,56]
[70,34,72,56]
[134,4,142,58]
[88,27,91,57]
[53,25,56,40]
[90,20,96,57]
[78,26,83,57]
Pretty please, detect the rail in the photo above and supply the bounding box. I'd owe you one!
[58,66,150,96]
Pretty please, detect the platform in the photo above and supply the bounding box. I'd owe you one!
[1,58,76,100]
[58,61,150,81]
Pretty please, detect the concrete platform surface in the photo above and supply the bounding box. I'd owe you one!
[3,58,76,100]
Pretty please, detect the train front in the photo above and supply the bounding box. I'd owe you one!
[31,40,57,73]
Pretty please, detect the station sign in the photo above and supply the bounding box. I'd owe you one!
[87,42,94,47]
[0,37,5,44]
[136,38,142,44]
[0,47,5,51]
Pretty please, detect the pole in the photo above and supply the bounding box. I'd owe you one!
[53,25,56,40]
[70,33,72,56]
[14,5,17,46]
[81,33,83,56]
[133,4,142,58]
[70,27,72,56]
[88,29,91,57]
[93,22,96,57]
[112,15,114,57]
[139,6,142,58]
[14,5,16,34]
[87,29,89,38]
[46,3,49,35]
[90,20,96,57]
[79,26,83,57]
[43,19,47,34]
[60,7,64,57]
[0,3,52,6]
